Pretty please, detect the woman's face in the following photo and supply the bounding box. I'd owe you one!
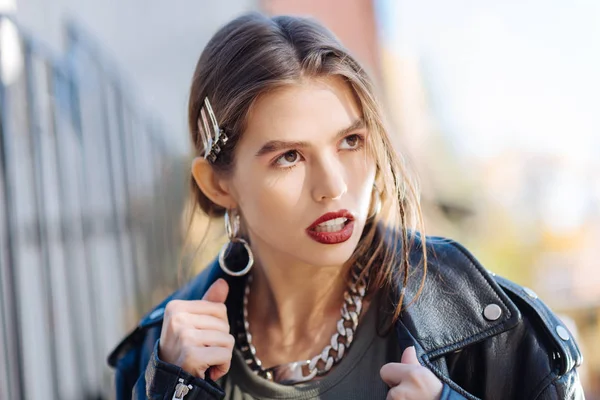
[226,76,376,268]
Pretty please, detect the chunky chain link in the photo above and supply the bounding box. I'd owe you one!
[236,265,367,385]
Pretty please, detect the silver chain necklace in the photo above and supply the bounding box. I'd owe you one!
[236,266,367,385]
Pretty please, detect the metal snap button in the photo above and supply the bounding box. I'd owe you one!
[483,304,503,321]
[523,287,538,299]
[556,325,570,341]
[149,307,165,320]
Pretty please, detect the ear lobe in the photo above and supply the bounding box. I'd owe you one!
[191,157,236,210]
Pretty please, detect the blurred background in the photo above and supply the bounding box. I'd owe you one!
[0,0,598,398]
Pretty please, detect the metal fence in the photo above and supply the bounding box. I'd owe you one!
[0,15,185,399]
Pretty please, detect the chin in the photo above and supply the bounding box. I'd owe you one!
[303,238,361,268]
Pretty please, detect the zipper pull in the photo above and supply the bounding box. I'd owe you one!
[172,378,193,400]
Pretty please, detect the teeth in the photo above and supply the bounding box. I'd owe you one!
[317,217,347,227]
[315,217,348,232]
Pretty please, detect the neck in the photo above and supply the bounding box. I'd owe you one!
[245,246,348,355]
[250,259,346,333]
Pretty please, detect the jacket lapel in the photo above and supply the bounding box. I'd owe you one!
[396,235,521,359]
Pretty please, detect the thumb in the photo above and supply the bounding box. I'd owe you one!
[400,346,420,365]
[202,278,229,303]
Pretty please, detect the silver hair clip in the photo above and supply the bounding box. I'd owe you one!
[198,97,228,163]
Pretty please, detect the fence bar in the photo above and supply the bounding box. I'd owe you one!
[46,60,89,395]
[22,38,61,400]
[1,14,181,399]
[0,20,25,395]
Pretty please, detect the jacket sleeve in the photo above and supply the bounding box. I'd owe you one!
[534,368,585,400]
[109,265,230,399]
[440,371,584,400]
[110,325,225,400]
[135,340,225,400]
[495,276,586,400]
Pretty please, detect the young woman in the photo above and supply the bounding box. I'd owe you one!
[109,13,585,400]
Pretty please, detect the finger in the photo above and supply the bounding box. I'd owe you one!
[380,363,422,387]
[166,299,228,320]
[181,346,232,379]
[400,346,420,365]
[386,385,406,400]
[179,329,235,348]
[380,362,412,387]
[202,278,229,303]
[210,360,232,381]
[171,312,230,333]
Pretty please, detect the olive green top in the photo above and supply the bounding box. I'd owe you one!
[220,294,402,399]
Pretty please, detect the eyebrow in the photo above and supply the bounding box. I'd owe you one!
[255,118,366,157]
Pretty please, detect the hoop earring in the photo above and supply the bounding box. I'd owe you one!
[367,184,382,219]
[218,209,254,277]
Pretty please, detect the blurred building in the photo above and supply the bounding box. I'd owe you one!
[263,0,381,81]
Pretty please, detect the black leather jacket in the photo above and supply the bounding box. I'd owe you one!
[108,235,585,399]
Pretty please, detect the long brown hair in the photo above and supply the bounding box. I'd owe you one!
[186,12,426,321]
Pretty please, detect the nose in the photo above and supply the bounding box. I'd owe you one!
[311,155,348,202]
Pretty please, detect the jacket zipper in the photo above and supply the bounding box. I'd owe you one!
[172,378,193,400]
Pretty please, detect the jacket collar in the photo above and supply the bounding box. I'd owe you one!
[398,235,521,358]
[135,234,522,359]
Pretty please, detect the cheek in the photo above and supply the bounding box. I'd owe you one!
[233,168,305,228]
[347,155,377,215]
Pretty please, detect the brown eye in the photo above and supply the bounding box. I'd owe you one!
[340,134,363,150]
[284,151,298,163]
[274,150,302,168]
[345,135,359,147]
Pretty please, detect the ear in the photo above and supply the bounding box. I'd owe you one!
[191,157,237,210]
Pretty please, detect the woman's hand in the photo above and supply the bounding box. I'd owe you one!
[380,346,443,400]
[159,279,235,381]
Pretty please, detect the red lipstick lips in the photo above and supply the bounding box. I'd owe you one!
[306,210,355,245]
